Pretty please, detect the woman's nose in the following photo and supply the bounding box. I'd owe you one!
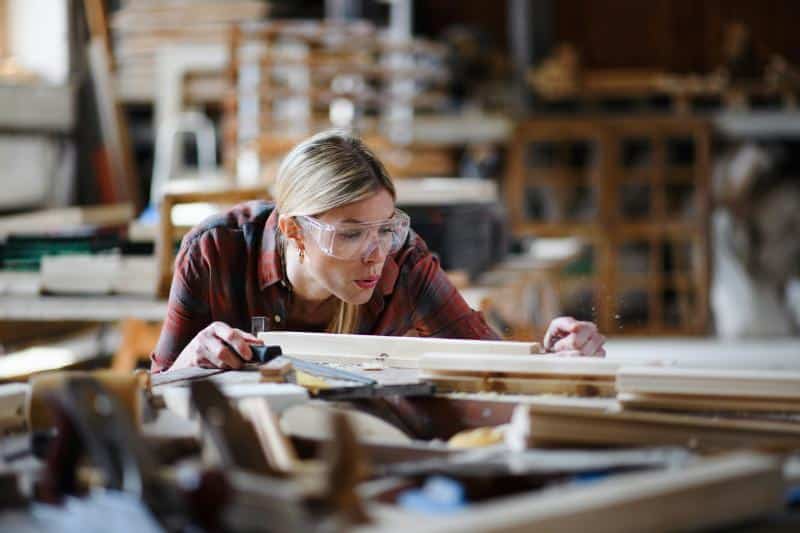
[362,238,387,263]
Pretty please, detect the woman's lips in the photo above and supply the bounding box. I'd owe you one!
[354,276,379,289]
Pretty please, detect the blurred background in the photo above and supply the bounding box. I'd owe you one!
[1,0,799,374]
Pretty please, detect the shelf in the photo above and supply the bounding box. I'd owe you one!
[0,295,167,322]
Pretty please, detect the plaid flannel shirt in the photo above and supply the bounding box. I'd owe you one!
[150,201,499,372]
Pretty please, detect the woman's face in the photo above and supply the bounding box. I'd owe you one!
[302,189,396,305]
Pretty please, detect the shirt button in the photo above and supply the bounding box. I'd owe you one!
[274,315,282,323]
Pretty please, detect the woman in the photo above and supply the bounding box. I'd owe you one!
[151,130,605,373]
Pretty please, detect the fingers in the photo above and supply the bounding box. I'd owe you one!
[544,316,576,350]
[211,322,259,362]
[201,335,244,369]
[580,334,606,357]
[545,316,606,357]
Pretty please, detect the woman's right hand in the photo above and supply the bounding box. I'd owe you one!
[169,321,262,371]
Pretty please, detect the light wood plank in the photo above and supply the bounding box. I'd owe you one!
[257,332,543,369]
[618,392,800,413]
[239,397,298,473]
[424,373,615,397]
[617,366,800,399]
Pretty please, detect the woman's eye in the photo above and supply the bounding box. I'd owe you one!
[379,226,394,235]
[340,230,363,240]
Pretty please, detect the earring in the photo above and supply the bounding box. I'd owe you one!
[298,248,305,263]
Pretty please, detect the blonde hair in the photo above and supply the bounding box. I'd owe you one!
[273,129,396,334]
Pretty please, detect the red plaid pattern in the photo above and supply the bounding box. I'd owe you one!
[151,201,499,372]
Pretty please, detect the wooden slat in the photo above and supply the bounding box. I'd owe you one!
[88,38,140,210]
[619,392,800,414]
[239,397,298,473]
[425,373,615,397]
[617,366,800,399]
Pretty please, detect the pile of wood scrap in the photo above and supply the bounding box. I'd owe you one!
[111,0,267,103]
[419,352,619,397]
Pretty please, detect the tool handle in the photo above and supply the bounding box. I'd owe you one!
[249,344,283,363]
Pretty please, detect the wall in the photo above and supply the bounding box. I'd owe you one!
[555,0,800,72]
[8,0,69,84]
[415,0,800,73]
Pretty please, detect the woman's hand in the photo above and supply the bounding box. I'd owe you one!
[543,316,606,357]
[170,321,263,371]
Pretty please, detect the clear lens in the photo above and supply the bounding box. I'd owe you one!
[298,210,410,260]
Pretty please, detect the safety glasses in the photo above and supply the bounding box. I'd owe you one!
[295,209,411,260]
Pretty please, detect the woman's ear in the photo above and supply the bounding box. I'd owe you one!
[278,215,305,249]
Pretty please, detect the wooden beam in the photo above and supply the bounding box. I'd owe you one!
[87,38,140,210]
[238,397,298,474]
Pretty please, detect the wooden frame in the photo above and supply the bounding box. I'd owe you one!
[156,185,267,298]
[505,117,711,336]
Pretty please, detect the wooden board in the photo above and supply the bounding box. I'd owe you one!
[239,397,298,473]
[617,366,800,399]
[257,332,543,369]
[618,392,800,413]
[0,203,133,239]
[426,373,615,397]
[522,397,800,452]
[371,453,782,533]
[88,38,140,209]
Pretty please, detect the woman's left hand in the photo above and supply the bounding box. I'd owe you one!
[543,316,606,357]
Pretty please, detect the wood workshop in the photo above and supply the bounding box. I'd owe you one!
[1,0,800,531]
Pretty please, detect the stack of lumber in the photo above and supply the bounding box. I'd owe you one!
[617,366,800,413]
[111,0,268,103]
[419,353,619,397]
